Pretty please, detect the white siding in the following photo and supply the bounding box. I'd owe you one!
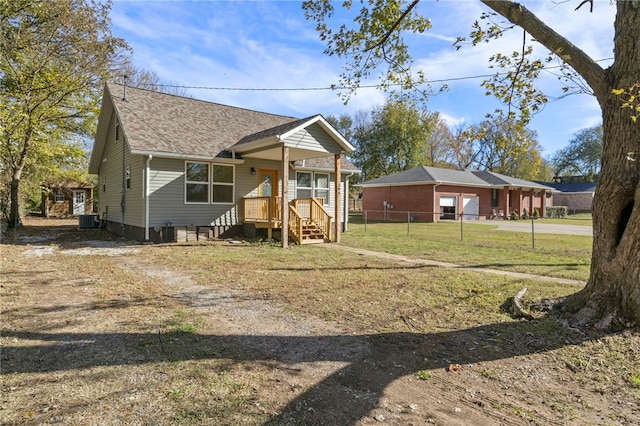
[148,158,287,228]
[285,123,344,153]
[95,112,146,228]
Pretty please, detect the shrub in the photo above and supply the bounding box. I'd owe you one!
[546,206,568,218]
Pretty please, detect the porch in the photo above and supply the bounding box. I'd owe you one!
[243,196,332,244]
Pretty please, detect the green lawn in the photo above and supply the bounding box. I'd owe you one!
[342,217,592,281]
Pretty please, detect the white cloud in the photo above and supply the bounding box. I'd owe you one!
[109,0,615,155]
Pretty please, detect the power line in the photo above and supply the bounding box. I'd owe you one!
[144,57,613,92]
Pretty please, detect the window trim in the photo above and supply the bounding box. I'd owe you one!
[296,171,313,199]
[184,161,235,205]
[211,164,235,205]
[491,188,499,207]
[313,172,330,205]
[115,120,121,142]
[185,161,210,204]
[54,189,65,203]
[296,171,330,206]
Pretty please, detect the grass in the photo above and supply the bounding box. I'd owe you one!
[342,216,592,281]
[2,218,638,426]
[146,243,578,332]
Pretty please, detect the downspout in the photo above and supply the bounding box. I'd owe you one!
[121,133,126,235]
[433,182,442,222]
[145,155,152,241]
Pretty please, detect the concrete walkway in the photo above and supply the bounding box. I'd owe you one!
[321,244,586,286]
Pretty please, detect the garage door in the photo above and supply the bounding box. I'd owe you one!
[462,196,479,220]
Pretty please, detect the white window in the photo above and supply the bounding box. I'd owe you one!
[296,172,330,205]
[211,164,234,204]
[54,190,65,202]
[185,162,234,204]
[314,173,329,204]
[185,162,209,203]
[296,172,312,199]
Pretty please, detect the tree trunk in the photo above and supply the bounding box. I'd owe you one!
[9,172,23,229]
[562,100,640,328]
[482,0,640,329]
[561,2,640,328]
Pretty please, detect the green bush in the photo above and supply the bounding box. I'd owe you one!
[546,206,568,218]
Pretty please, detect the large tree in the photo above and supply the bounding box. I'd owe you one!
[304,0,640,329]
[551,125,603,180]
[0,0,127,227]
[349,99,449,180]
[463,112,545,180]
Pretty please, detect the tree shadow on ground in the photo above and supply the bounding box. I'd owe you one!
[1,318,601,425]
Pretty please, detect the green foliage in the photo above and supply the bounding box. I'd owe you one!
[546,206,568,219]
[349,99,451,180]
[551,125,603,179]
[612,83,640,123]
[0,0,128,224]
[461,112,545,180]
[415,370,431,381]
[303,0,432,101]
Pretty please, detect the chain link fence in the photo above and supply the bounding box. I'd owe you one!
[354,210,593,252]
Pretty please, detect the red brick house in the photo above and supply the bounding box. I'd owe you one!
[360,166,555,221]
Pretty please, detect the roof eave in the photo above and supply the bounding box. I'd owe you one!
[280,115,356,153]
[131,149,245,164]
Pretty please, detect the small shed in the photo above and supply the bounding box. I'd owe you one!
[42,178,94,217]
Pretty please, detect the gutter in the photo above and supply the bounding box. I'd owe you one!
[131,149,244,164]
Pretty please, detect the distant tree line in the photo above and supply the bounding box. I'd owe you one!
[328,100,563,184]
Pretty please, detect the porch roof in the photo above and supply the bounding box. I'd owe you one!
[229,115,355,161]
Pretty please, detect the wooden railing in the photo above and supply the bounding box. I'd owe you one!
[243,196,332,243]
[243,196,282,222]
[288,205,303,244]
[292,197,332,240]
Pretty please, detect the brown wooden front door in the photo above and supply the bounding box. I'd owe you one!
[258,169,278,197]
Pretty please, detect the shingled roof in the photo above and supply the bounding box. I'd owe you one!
[90,82,358,173]
[101,82,298,158]
[361,166,555,190]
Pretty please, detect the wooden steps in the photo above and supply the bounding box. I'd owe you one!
[299,223,329,244]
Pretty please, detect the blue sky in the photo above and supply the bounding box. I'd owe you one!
[110,0,615,157]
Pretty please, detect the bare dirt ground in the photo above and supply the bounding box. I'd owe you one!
[1,217,639,425]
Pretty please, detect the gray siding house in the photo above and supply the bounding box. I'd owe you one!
[89,82,358,245]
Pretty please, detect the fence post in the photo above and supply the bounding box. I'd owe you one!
[407,211,410,236]
[460,212,464,241]
[531,215,535,250]
[364,210,367,232]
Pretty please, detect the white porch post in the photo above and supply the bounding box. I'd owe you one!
[281,146,289,248]
[334,154,341,243]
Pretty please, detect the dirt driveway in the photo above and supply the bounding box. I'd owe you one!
[1,218,638,425]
